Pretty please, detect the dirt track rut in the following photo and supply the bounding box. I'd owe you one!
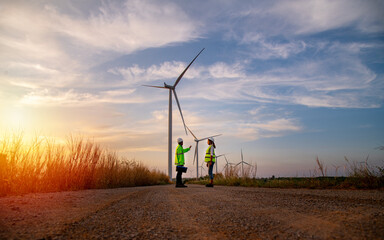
[1,185,383,239]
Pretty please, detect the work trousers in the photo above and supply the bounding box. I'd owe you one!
[208,162,215,180]
[176,166,183,185]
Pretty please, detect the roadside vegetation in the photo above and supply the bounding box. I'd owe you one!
[0,132,170,196]
[188,155,384,189]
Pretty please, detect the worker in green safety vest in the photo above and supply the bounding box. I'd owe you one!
[175,137,191,188]
[205,137,216,187]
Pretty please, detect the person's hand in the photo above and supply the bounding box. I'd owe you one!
[206,163,209,167]
[189,145,192,149]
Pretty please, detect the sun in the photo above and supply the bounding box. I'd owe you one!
[0,105,30,129]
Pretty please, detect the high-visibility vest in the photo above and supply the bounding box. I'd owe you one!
[205,145,216,162]
[175,145,190,166]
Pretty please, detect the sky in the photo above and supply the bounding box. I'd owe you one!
[1,0,383,178]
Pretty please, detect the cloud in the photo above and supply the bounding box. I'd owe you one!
[253,118,301,132]
[109,60,245,87]
[269,0,384,34]
[181,41,380,109]
[45,0,200,53]
[235,118,302,141]
[19,88,146,106]
[0,0,202,101]
[239,33,307,59]
[109,61,193,85]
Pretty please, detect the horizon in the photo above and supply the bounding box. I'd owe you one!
[1,0,383,178]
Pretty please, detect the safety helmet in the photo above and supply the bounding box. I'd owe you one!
[208,137,214,143]
[177,138,183,143]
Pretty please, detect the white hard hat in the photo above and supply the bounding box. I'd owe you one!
[208,137,214,142]
[177,138,183,143]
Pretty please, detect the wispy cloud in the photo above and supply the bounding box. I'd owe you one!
[109,61,194,86]
[45,0,200,53]
[109,60,245,87]
[269,0,384,34]
[239,33,307,59]
[19,88,147,106]
[234,118,302,141]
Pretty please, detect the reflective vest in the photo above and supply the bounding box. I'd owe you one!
[175,145,190,166]
[205,145,216,162]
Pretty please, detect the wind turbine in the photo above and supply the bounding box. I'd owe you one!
[187,126,221,180]
[222,155,234,172]
[199,161,206,178]
[235,149,252,177]
[222,155,236,176]
[143,48,205,180]
[215,154,227,174]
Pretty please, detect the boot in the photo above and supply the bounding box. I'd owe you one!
[206,180,214,187]
[176,180,183,188]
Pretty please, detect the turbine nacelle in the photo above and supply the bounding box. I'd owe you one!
[164,82,173,89]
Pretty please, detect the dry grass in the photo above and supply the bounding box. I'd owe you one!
[0,133,169,196]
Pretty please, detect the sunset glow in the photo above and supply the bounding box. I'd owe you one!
[0,0,383,178]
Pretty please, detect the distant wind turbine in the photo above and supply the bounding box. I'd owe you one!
[215,154,227,174]
[222,155,235,172]
[235,149,252,177]
[199,161,206,178]
[143,48,205,180]
[187,126,221,180]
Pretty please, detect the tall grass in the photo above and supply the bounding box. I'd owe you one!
[0,133,169,196]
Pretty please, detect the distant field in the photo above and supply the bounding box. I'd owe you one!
[188,157,384,189]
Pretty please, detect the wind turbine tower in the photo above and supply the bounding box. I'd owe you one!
[143,48,205,180]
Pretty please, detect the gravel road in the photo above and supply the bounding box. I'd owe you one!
[1,184,383,239]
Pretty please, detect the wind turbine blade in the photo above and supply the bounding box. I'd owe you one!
[198,134,222,142]
[187,126,197,140]
[173,48,205,88]
[193,145,197,165]
[235,162,241,167]
[224,156,228,164]
[142,85,167,89]
[173,89,188,135]
[244,162,252,166]
[241,149,243,162]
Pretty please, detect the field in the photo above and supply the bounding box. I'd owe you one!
[188,157,384,190]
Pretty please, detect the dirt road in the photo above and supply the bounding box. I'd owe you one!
[0,184,383,239]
